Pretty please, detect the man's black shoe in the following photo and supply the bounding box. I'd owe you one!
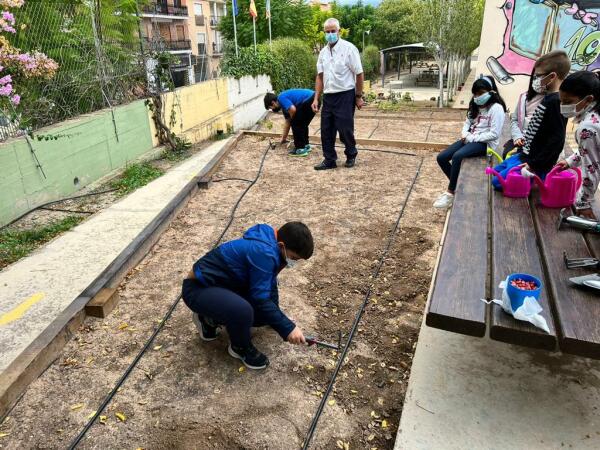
[192,313,220,341]
[228,343,270,369]
[314,160,337,171]
[345,158,356,168]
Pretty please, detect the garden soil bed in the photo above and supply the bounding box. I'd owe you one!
[0,119,451,449]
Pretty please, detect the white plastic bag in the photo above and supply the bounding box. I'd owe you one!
[483,278,550,333]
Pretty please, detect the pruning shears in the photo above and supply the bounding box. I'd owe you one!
[306,331,342,350]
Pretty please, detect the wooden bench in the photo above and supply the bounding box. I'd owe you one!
[426,121,600,359]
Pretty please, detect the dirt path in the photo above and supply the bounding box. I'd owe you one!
[0,120,451,449]
[259,112,463,145]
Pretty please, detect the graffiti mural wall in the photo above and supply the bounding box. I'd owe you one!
[477,0,600,106]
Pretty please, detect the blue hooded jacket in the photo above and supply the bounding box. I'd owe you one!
[192,224,295,339]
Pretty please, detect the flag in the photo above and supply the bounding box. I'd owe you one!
[232,0,238,16]
[265,0,270,19]
[249,0,257,18]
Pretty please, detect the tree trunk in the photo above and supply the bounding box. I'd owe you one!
[437,54,445,108]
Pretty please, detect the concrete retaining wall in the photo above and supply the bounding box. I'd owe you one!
[0,75,271,227]
[229,75,272,131]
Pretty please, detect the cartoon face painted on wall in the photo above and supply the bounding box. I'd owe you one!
[487,0,600,85]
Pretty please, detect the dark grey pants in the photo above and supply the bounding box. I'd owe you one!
[320,89,357,162]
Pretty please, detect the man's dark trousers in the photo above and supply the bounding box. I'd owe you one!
[320,89,357,162]
[291,99,315,149]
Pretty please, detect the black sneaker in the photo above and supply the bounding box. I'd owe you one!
[345,158,356,168]
[228,343,270,370]
[314,160,337,171]
[192,313,220,341]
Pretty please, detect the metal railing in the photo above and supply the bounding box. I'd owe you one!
[143,37,192,51]
[212,42,223,54]
[210,15,224,27]
[141,2,189,17]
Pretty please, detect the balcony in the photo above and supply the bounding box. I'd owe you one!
[141,2,189,18]
[210,15,224,27]
[212,42,223,55]
[143,37,192,52]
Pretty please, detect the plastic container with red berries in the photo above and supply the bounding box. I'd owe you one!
[506,273,542,311]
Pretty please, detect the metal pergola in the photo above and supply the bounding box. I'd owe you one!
[379,43,433,87]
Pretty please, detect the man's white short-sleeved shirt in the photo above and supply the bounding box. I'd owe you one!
[317,39,363,94]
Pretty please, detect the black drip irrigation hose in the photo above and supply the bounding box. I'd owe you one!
[212,177,254,183]
[1,188,117,231]
[367,120,380,139]
[302,155,424,450]
[66,141,275,450]
[38,207,95,215]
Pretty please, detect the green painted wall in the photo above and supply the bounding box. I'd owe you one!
[0,100,154,227]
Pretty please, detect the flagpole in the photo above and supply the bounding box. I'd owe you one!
[253,16,257,52]
[268,15,272,47]
[232,1,239,57]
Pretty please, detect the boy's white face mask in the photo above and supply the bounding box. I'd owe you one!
[282,246,298,269]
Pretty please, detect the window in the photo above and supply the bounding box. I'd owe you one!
[197,32,206,55]
[194,2,203,16]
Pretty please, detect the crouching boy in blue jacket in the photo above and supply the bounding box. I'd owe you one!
[182,222,313,370]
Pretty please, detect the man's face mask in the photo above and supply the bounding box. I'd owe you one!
[325,31,338,44]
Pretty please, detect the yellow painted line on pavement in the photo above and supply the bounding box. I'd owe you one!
[0,292,45,326]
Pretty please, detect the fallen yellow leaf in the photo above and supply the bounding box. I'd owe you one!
[118,323,128,330]
[99,415,108,424]
[115,412,127,422]
[367,434,375,442]
[377,397,384,406]
[306,365,314,370]
[381,420,388,429]
[328,399,336,406]
[336,441,344,449]
[86,411,97,420]
[0,433,10,438]
[153,345,162,351]
[238,366,245,373]
[70,403,84,411]
[350,389,358,394]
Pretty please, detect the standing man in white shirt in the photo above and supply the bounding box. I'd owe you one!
[312,18,364,170]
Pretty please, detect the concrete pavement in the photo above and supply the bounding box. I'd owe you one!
[396,322,600,449]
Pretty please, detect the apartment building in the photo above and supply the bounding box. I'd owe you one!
[189,0,226,83]
[140,0,227,86]
[140,0,194,87]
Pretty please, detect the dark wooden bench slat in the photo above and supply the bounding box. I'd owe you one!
[583,192,600,258]
[426,158,488,337]
[489,192,557,349]
[533,198,600,359]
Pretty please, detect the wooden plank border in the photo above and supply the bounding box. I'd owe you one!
[241,129,451,150]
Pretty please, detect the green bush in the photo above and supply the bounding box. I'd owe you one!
[221,38,316,93]
[361,45,380,81]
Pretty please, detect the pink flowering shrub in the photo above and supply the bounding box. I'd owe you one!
[0,0,57,108]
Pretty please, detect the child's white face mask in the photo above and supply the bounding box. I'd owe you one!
[282,245,298,269]
[561,96,595,119]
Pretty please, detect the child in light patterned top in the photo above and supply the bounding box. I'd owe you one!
[556,71,600,220]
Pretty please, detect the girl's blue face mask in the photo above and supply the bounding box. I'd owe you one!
[325,32,339,44]
[474,92,491,106]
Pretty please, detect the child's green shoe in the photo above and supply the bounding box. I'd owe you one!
[288,147,310,157]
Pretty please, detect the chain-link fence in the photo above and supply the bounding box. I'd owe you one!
[3,0,147,139]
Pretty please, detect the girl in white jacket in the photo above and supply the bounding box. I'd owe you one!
[434,76,507,209]
[556,71,600,220]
